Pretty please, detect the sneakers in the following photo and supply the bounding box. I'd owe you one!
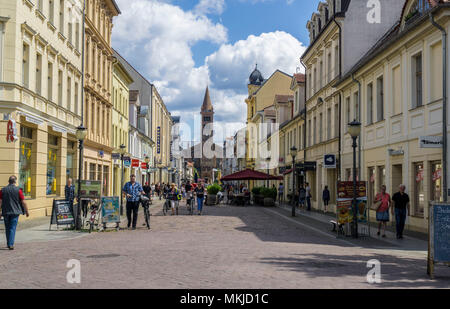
[8,246,14,250]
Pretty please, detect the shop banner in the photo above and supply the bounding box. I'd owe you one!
[75,180,102,198]
[336,198,368,224]
[141,162,147,169]
[337,181,367,199]
[101,197,120,224]
[132,159,140,168]
[123,157,131,167]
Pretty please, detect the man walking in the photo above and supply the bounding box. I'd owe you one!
[0,176,29,250]
[391,184,410,239]
[306,182,312,211]
[322,186,330,213]
[64,178,75,215]
[278,183,284,205]
[122,175,145,230]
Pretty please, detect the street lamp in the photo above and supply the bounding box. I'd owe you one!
[119,144,126,216]
[145,156,150,184]
[290,146,298,217]
[75,125,87,230]
[266,157,271,188]
[348,119,362,238]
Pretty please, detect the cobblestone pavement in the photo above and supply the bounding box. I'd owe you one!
[0,200,449,289]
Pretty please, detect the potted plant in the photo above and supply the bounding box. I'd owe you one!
[206,183,221,205]
[251,187,264,205]
[261,187,277,207]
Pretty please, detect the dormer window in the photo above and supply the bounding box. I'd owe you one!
[404,0,432,23]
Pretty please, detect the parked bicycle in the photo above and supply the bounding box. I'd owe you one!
[186,191,195,215]
[84,199,102,233]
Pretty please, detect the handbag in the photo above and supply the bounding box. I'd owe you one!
[370,200,382,211]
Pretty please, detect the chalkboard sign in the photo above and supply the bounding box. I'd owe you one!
[50,199,74,227]
[430,203,450,262]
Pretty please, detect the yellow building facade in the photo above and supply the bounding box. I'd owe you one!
[0,0,83,218]
[245,68,294,173]
[335,0,449,233]
[151,86,173,185]
[111,59,132,196]
[82,0,120,197]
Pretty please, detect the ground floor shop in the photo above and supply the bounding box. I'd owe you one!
[82,143,113,198]
[0,113,80,219]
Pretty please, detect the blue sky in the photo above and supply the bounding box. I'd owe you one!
[112,0,321,143]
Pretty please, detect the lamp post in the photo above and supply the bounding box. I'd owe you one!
[75,125,87,230]
[348,120,362,238]
[266,157,271,188]
[145,156,150,184]
[119,144,126,216]
[290,146,298,217]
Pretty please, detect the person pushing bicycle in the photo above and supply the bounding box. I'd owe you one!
[168,183,180,216]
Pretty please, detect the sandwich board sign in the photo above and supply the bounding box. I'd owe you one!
[49,199,74,230]
[428,203,450,279]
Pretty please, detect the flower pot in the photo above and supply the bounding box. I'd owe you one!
[206,194,217,206]
[264,198,275,207]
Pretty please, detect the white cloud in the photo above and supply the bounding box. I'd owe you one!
[194,0,226,15]
[112,0,306,143]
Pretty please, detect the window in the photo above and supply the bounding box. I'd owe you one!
[313,117,316,145]
[319,113,323,143]
[66,143,74,180]
[59,0,64,34]
[36,54,42,95]
[37,0,43,12]
[308,120,311,147]
[75,22,80,50]
[353,91,359,121]
[431,162,443,202]
[67,76,72,111]
[103,166,109,196]
[368,167,376,205]
[334,104,339,138]
[97,164,102,183]
[47,135,58,195]
[68,20,73,44]
[74,82,79,115]
[319,61,323,89]
[89,163,96,180]
[414,162,425,217]
[47,62,53,101]
[327,53,332,82]
[376,76,384,121]
[430,42,443,102]
[327,108,332,140]
[367,83,373,125]
[334,45,339,77]
[19,126,33,197]
[97,54,101,81]
[345,97,350,128]
[49,0,54,24]
[412,53,422,108]
[58,70,63,106]
[314,68,317,94]
[0,23,3,80]
[22,44,29,87]
[392,65,402,115]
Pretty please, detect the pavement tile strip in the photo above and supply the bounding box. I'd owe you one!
[0,200,449,289]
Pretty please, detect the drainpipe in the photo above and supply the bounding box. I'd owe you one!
[430,13,448,202]
[300,58,307,184]
[332,18,343,181]
[352,74,362,181]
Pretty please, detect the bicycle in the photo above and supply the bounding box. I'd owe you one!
[162,193,171,216]
[85,199,102,233]
[140,195,151,229]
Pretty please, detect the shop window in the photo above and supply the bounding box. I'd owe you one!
[19,126,33,197]
[47,135,58,195]
[377,166,386,188]
[97,165,102,183]
[431,162,442,202]
[414,163,425,217]
[66,153,74,180]
[368,167,376,205]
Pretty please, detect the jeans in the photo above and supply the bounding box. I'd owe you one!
[126,201,140,228]
[306,197,311,211]
[197,197,204,212]
[395,208,407,237]
[4,214,19,247]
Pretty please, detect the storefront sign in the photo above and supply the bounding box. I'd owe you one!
[420,136,443,148]
[141,162,147,169]
[111,153,121,160]
[157,126,161,154]
[101,197,120,224]
[6,119,18,143]
[324,154,336,169]
[132,159,140,168]
[295,162,317,172]
[123,157,131,167]
[337,181,367,199]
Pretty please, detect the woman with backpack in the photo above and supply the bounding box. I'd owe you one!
[168,183,180,216]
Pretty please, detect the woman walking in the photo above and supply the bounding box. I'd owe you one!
[195,183,206,215]
[374,185,392,238]
[168,183,180,216]
[322,186,330,213]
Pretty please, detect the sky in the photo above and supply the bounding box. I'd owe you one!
[112,0,321,145]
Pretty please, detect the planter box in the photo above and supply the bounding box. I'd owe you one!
[206,194,217,206]
[263,198,275,207]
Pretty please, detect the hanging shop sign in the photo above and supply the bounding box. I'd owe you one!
[123,157,131,167]
[324,154,336,169]
[132,159,140,168]
[157,126,161,154]
[6,119,18,143]
[141,162,148,169]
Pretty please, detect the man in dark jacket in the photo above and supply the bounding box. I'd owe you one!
[322,186,330,213]
[0,176,29,250]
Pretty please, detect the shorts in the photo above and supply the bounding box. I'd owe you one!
[376,210,390,222]
[170,200,178,209]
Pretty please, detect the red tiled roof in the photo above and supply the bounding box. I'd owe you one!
[293,73,305,83]
[274,95,294,104]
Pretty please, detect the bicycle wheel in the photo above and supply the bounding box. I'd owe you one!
[163,201,167,216]
[190,200,194,215]
[145,207,150,229]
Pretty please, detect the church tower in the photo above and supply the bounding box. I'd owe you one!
[201,86,214,145]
